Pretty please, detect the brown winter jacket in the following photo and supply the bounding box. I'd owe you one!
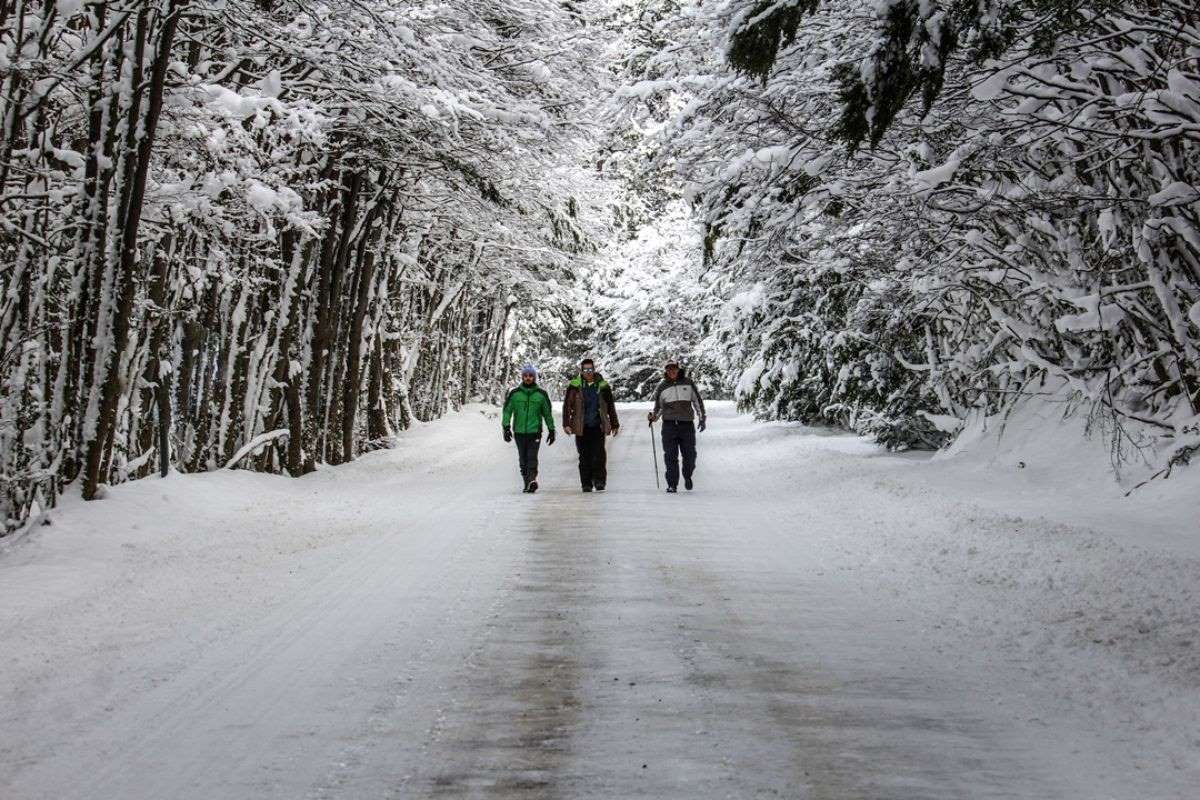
[562,373,619,435]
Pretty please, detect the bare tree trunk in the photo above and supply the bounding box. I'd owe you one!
[83,0,186,499]
[136,235,174,478]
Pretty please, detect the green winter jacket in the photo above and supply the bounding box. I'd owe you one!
[502,383,555,435]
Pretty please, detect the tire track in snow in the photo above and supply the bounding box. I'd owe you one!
[408,471,597,796]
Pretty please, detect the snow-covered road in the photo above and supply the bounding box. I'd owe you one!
[2,403,1197,799]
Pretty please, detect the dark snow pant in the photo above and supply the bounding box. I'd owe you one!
[575,425,607,488]
[661,419,696,488]
[514,432,541,487]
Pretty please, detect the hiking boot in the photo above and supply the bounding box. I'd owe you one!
[527,479,538,494]
[594,484,606,492]
[684,476,693,491]
[666,486,678,493]
[582,485,593,493]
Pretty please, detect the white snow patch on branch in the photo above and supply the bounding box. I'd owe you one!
[1147,181,1199,207]
[224,429,290,470]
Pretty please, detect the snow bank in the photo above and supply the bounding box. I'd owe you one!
[709,405,1200,793]
[936,395,1199,556]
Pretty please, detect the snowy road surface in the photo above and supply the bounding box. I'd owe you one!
[2,403,1197,799]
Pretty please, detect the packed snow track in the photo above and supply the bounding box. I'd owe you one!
[1,404,1197,799]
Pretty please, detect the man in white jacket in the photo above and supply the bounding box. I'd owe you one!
[646,358,706,493]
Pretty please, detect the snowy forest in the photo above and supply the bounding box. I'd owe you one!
[0,0,609,530]
[2,0,1198,532]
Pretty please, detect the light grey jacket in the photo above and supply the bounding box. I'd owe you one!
[650,373,706,423]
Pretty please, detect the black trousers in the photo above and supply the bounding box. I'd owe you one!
[514,433,541,486]
[575,425,607,488]
[661,419,696,488]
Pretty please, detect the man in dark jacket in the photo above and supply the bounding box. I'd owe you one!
[562,357,619,492]
[502,363,555,493]
[647,358,706,492]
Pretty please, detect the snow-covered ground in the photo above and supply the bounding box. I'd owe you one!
[1,402,1197,799]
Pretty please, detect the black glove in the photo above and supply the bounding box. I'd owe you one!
[646,412,655,424]
[610,425,620,436]
[698,417,706,432]
[503,426,512,442]
[547,430,556,446]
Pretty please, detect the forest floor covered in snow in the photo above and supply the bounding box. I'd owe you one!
[1,403,1197,799]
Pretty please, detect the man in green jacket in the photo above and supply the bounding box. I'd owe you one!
[502,363,556,493]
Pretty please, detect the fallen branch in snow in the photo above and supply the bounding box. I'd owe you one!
[224,429,290,470]
[118,449,157,478]
[1125,438,1200,496]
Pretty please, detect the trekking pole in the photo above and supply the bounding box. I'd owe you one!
[649,418,661,489]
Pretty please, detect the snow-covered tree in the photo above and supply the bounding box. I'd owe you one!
[613,0,1199,463]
